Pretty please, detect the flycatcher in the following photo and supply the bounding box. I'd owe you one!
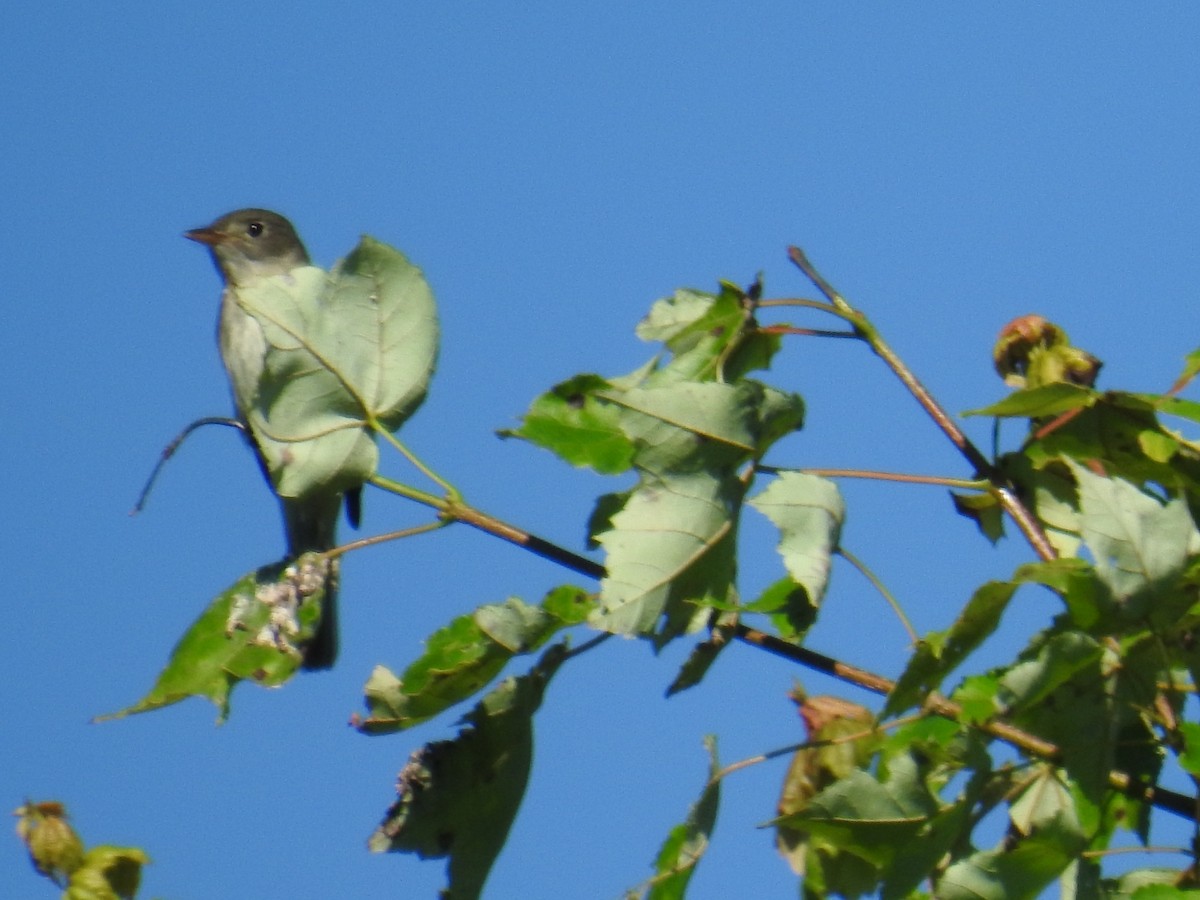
[185,208,348,670]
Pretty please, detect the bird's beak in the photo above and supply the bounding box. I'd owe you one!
[183,227,227,246]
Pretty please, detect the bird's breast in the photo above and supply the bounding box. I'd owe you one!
[217,288,268,420]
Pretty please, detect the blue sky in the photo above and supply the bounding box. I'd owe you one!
[4,4,1200,897]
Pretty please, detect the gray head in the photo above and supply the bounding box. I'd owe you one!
[184,208,310,284]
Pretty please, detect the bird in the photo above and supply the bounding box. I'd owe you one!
[185,208,354,670]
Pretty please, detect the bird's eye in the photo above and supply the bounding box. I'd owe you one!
[247,222,264,238]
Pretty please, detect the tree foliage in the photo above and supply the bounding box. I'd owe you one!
[27,243,1200,899]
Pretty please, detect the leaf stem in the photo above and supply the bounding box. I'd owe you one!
[761,465,989,492]
[838,547,917,644]
[367,473,446,509]
[756,296,845,314]
[370,421,460,499]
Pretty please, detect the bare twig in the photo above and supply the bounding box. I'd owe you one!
[325,520,448,559]
[445,501,606,579]
[131,416,246,515]
[785,246,1058,562]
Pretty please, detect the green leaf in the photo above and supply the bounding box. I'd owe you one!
[357,589,593,734]
[230,236,439,499]
[635,284,778,383]
[1106,712,1162,842]
[963,382,1096,419]
[592,381,802,638]
[1009,765,1080,839]
[538,583,598,626]
[936,833,1077,900]
[1013,558,1108,630]
[1000,630,1103,711]
[500,374,636,474]
[1004,631,1113,805]
[1021,395,1200,509]
[1154,395,1200,426]
[748,472,844,608]
[639,736,720,900]
[779,764,936,872]
[1138,428,1180,464]
[951,490,1005,544]
[369,645,566,900]
[604,381,763,465]
[665,616,737,696]
[333,237,440,430]
[96,557,331,722]
[1098,869,1196,895]
[1178,722,1200,777]
[880,752,993,900]
[884,581,1017,717]
[511,285,802,644]
[745,576,818,640]
[994,453,1084,557]
[774,699,881,889]
[1126,882,1200,898]
[594,470,737,636]
[1069,461,1200,616]
[952,673,1003,723]
[637,287,728,346]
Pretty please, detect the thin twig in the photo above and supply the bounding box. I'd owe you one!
[711,713,924,783]
[131,416,246,515]
[369,470,607,580]
[760,465,989,492]
[785,246,1058,563]
[838,547,917,644]
[563,632,612,660]
[447,501,607,579]
[325,520,448,560]
[759,325,859,340]
[1081,845,1190,859]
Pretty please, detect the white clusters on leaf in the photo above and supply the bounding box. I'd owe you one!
[224,557,331,657]
[396,747,434,799]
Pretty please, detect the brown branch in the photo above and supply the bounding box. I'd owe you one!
[411,479,1191,819]
[392,489,1194,821]
[446,502,606,580]
[733,624,1194,820]
[758,325,859,340]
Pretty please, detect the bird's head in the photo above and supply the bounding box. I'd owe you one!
[185,208,310,284]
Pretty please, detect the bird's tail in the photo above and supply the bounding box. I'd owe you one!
[282,493,342,670]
